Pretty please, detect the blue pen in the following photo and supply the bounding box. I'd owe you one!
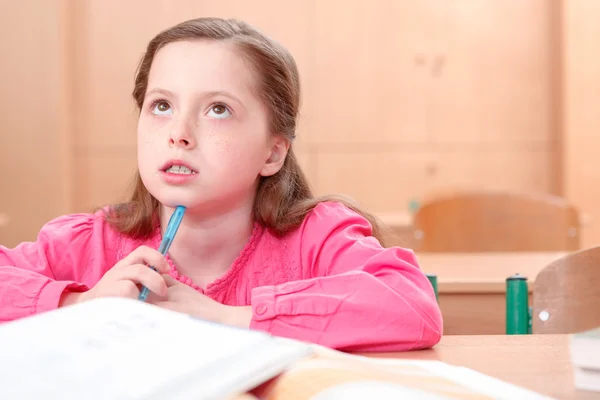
[138,205,186,301]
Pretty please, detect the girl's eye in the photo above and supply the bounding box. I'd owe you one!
[151,101,172,115]
[207,104,232,119]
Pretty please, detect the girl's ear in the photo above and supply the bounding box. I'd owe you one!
[260,135,290,177]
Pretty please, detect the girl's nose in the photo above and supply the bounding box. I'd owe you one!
[168,121,196,149]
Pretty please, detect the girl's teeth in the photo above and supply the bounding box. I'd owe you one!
[166,165,194,174]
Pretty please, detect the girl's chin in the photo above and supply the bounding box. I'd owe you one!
[157,198,205,211]
[160,201,188,208]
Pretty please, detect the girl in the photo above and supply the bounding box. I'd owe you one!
[0,17,442,352]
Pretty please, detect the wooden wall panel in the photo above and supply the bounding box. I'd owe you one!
[67,0,562,218]
[313,150,433,212]
[310,0,433,145]
[563,0,600,248]
[74,149,138,212]
[306,0,556,218]
[0,0,71,246]
[313,144,553,212]
[431,145,554,192]
[431,0,553,144]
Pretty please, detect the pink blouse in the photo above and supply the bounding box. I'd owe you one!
[0,201,442,352]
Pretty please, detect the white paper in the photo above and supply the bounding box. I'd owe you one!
[0,297,311,400]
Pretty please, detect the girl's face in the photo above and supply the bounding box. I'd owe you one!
[137,39,288,215]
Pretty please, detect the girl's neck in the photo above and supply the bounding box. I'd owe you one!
[159,201,256,287]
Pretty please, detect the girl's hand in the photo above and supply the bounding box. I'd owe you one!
[59,246,170,307]
[151,275,253,328]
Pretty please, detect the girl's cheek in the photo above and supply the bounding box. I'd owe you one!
[139,120,170,146]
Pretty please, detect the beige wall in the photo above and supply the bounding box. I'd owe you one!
[563,0,600,248]
[72,0,559,211]
[0,0,72,246]
[2,0,589,248]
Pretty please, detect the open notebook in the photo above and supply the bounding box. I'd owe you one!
[0,297,311,400]
[0,297,556,400]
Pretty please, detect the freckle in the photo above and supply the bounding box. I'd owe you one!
[141,135,154,145]
[223,139,233,150]
[213,135,230,148]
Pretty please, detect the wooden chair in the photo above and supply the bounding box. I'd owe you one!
[411,190,580,252]
[532,246,600,334]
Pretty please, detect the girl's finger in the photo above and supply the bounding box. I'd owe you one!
[119,246,170,274]
[116,264,168,296]
[162,274,180,287]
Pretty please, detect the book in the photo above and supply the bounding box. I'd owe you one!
[569,326,600,392]
[0,297,311,400]
[0,297,556,399]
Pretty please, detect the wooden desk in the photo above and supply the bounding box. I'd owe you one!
[417,252,568,334]
[369,334,593,400]
[259,335,592,399]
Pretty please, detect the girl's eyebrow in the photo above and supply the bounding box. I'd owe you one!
[204,90,247,111]
[145,87,175,98]
[145,87,247,111]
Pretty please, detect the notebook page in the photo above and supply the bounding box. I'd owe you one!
[0,298,311,400]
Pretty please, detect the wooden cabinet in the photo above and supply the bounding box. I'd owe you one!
[308,0,558,213]
[0,1,72,246]
[70,0,561,216]
[562,0,600,248]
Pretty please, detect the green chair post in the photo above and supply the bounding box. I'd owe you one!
[426,273,438,301]
[506,273,531,334]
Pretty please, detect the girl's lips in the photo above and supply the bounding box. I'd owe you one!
[159,159,197,172]
[159,170,198,185]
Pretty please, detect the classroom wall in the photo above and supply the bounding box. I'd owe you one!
[0,1,72,246]
[563,0,600,249]
[71,0,559,210]
[0,0,582,248]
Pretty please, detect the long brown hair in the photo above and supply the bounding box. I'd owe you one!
[105,17,386,243]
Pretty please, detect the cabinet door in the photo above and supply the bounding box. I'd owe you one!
[430,0,554,145]
[309,0,434,146]
[0,1,71,246]
[425,0,557,195]
[563,0,600,247]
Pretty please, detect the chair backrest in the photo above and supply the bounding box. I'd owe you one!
[532,246,600,334]
[411,190,580,252]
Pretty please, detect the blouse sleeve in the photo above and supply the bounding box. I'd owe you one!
[249,202,442,352]
[0,211,117,322]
